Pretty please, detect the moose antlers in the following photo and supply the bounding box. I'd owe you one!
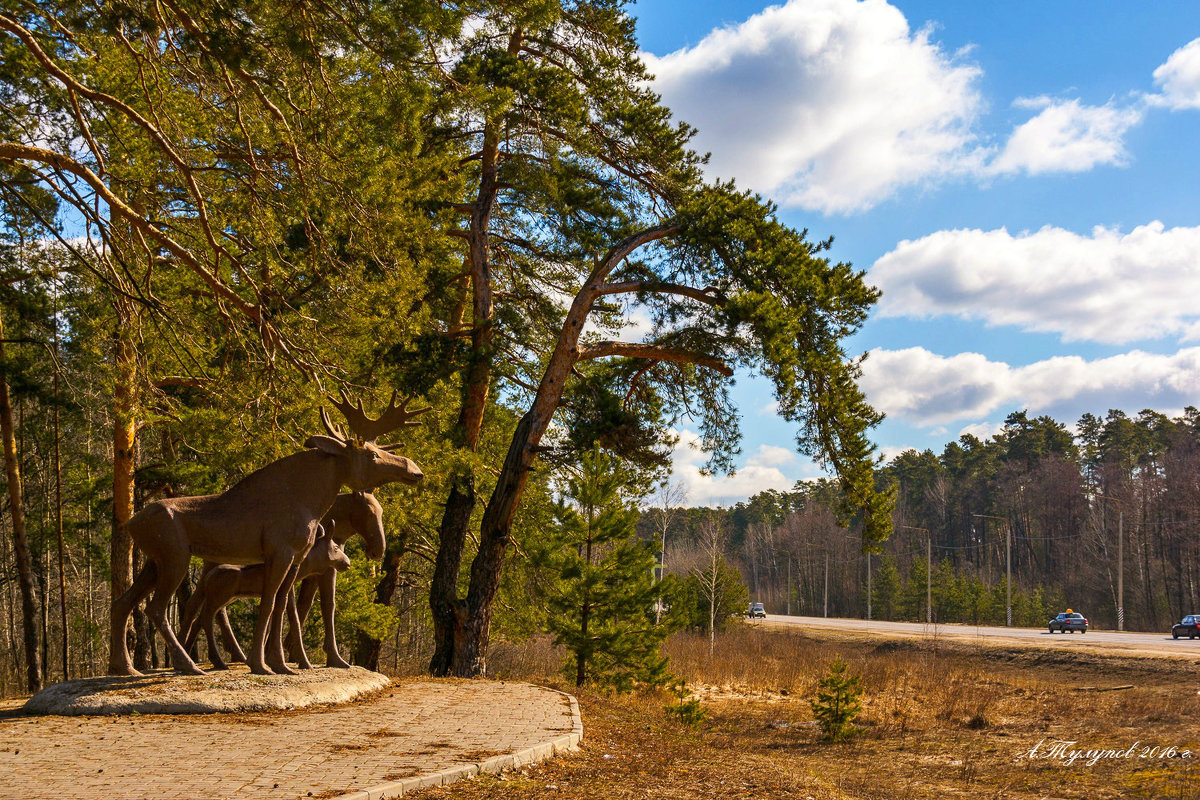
[320,389,431,444]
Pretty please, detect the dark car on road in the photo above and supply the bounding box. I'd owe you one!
[1049,611,1089,633]
[1172,614,1200,639]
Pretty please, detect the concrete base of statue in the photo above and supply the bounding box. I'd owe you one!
[21,664,389,716]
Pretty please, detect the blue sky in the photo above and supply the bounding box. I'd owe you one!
[631,0,1200,504]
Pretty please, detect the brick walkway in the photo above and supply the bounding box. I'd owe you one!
[0,679,580,800]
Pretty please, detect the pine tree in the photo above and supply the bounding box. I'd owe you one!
[538,448,672,690]
[809,656,864,742]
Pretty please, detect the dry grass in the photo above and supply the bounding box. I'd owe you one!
[410,624,1200,799]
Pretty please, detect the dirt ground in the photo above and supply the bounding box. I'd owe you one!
[410,626,1200,799]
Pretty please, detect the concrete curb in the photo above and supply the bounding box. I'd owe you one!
[330,685,583,800]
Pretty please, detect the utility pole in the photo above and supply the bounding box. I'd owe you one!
[866,552,872,621]
[927,536,932,624]
[786,558,792,616]
[1006,521,1012,627]
[899,526,931,624]
[973,514,1010,626]
[1096,495,1125,631]
[1118,508,1124,631]
[823,552,829,618]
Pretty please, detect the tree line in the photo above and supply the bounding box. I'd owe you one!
[666,409,1200,632]
[0,0,889,693]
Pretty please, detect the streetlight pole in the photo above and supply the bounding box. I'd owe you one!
[973,514,1010,626]
[1096,494,1124,631]
[823,552,829,618]
[900,525,931,624]
[866,552,872,621]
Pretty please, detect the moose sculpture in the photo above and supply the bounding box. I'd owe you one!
[108,393,428,677]
[190,491,387,670]
[181,534,352,670]
[287,491,387,668]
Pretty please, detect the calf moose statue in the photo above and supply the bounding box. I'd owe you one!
[181,533,353,671]
[185,491,387,670]
[287,491,387,668]
[108,393,427,677]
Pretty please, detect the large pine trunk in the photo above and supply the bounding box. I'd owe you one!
[110,319,138,669]
[429,478,473,676]
[0,321,43,692]
[446,414,537,677]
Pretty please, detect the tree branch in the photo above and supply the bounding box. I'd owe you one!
[595,281,723,306]
[0,143,264,328]
[586,224,680,287]
[577,340,733,377]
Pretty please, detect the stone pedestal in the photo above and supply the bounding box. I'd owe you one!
[22,665,389,715]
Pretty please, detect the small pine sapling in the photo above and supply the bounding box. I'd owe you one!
[663,680,706,728]
[809,656,863,741]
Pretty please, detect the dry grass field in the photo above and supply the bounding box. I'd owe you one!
[414,625,1200,799]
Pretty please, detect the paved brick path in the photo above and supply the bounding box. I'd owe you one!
[0,679,579,800]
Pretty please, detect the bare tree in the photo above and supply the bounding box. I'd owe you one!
[694,514,728,658]
[650,481,687,624]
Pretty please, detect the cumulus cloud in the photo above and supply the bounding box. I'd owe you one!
[957,420,1006,441]
[988,98,1143,175]
[878,444,922,463]
[859,347,1200,427]
[871,221,1200,344]
[1151,37,1200,109]
[645,0,984,214]
[669,431,805,505]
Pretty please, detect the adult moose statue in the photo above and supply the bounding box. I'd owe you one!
[108,393,428,677]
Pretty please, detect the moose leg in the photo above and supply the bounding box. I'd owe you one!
[201,601,229,671]
[320,570,351,668]
[285,588,313,670]
[266,557,303,674]
[247,555,291,675]
[108,563,158,676]
[146,552,204,676]
[216,608,247,663]
[189,563,244,663]
[286,577,319,662]
[180,586,205,652]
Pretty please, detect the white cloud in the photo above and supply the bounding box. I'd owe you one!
[669,430,804,505]
[758,399,780,416]
[957,420,1006,441]
[871,221,1200,344]
[860,346,1200,428]
[988,98,1143,175]
[645,0,984,214]
[1151,37,1200,109]
[751,443,796,467]
[878,444,921,463]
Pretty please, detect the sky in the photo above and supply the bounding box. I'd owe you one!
[630,0,1200,505]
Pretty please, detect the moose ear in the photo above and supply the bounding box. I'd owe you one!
[304,435,347,455]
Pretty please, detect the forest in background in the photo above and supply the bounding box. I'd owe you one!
[662,408,1200,633]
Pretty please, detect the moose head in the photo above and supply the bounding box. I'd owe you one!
[312,535,353,573]
[305,390,428,491]
[320,491,387,560]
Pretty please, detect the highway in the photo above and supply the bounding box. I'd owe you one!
[762,614,1200,660]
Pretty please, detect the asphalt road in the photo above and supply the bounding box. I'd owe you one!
[762,614,1200,660]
